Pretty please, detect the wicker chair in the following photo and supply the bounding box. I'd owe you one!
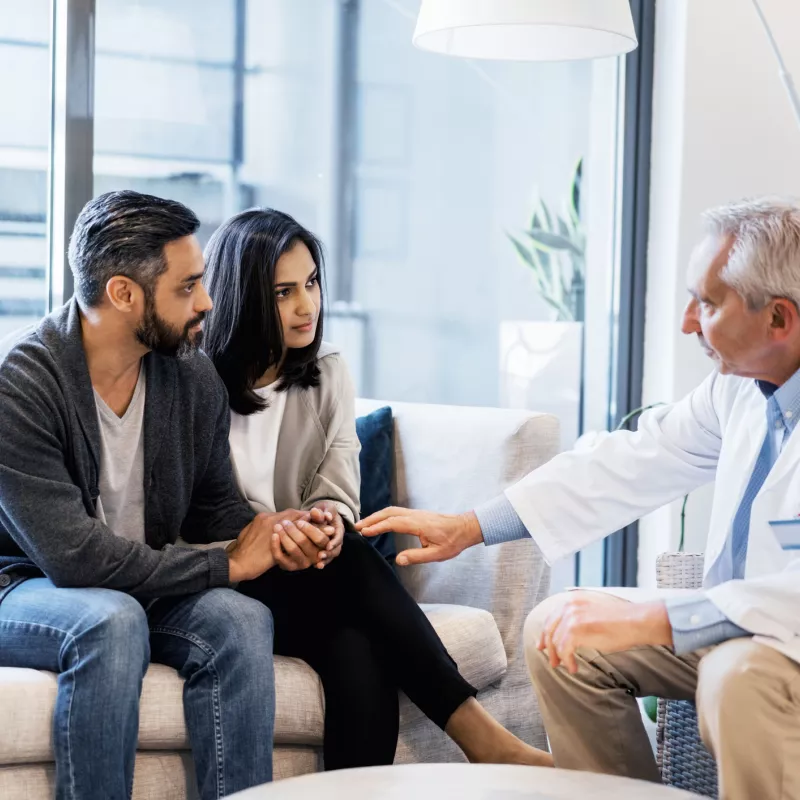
[655,552,719,798]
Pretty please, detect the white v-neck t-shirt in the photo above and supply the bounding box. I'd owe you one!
[94,366,147,543]
[229,383,289,514]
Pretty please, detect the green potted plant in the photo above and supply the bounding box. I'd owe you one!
[507,158,586,323]
[498,158,587,450]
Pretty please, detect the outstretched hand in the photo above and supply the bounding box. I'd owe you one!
[356,507,484,566]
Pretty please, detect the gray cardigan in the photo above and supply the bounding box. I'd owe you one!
[0,299,255,602]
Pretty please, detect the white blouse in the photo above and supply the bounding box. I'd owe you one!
[228,383,289,514]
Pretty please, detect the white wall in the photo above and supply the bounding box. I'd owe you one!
[640,0,800,585]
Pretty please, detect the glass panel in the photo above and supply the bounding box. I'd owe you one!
[0,0,51,337]
[93,0,339,249]
[338,0,624,587]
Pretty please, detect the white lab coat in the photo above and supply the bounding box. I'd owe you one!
[506,370,800,664]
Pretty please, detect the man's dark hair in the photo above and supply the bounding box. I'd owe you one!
[203,208,325,416]
[68,190,200,307]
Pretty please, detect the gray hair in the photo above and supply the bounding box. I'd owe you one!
[703,197,800,310]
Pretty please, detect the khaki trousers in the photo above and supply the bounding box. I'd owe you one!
[525,592,800,800]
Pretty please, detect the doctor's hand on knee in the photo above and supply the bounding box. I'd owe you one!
[538,596,674,674]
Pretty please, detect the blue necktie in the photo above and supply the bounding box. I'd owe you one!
[729,395,781,579]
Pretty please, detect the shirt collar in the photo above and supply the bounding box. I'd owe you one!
[757,367,800,433]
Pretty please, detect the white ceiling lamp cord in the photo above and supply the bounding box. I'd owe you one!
[750,0,800,130]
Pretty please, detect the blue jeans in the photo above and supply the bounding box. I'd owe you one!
[0,578,275,800]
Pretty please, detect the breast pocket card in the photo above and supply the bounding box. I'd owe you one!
[768,518,800,550]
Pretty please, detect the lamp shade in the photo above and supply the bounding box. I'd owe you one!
[413,0,638,62]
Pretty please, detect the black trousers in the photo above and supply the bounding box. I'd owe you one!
[237,528,477,770]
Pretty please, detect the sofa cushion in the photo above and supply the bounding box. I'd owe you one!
[0,603,506,763]
[356,405,396,564]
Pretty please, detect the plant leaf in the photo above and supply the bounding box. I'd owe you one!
[545,255,562,304]
[530,202,543,233]
[557,216,573,240]
[524,212,551,269]
[538,198,554,233]
[540,293,574,322]
[569,157,583,225]
[507,233,549,287]
[507,233,536,267]
[526,228,583,256]
[507,233,573,320]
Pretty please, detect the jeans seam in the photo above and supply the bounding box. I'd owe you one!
[64,636,78,800]
[0,618,75,639]
[149,625,225,799]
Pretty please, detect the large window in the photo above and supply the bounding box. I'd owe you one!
[341,1,624,587]
[2,0,652,587]
[93,0,340,250]
[0,0,50,338]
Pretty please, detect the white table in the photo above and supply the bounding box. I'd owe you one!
[228,763,703,799]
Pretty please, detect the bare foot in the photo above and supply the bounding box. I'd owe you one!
[445,698,554,767]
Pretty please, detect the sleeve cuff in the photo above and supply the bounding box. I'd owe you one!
[207,547,231,588]
[666,595,750,655]
[474,494,531,547]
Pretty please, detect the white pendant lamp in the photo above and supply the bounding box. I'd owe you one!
[413,0,638,62]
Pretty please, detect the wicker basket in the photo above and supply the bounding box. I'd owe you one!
[655,552,718,798]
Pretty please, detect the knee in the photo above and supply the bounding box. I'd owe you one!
[524,591,624,678]
[524,592,593,655]
[524,593,572,681]
[696,639,774,728]
[69,591,150,678]
[526,593,564,645]
[201,589,274,659]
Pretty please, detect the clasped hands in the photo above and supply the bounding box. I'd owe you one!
[228,501,345,582]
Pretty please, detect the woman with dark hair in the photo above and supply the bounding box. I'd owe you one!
[203,208,552,772]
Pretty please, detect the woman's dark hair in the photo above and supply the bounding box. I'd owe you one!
[203,208,325,415]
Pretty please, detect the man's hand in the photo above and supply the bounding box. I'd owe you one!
[227,511,304,582]
[271,509,335,572]
[312,501,345,569]
[538,596,674,674]
[356,507,484,566]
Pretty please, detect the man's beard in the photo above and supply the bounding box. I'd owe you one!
[135,293,205,359]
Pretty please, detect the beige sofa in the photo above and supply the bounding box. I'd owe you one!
[0,399,558,799]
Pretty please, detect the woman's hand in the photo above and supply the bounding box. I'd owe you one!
[271,513,334,571]
[311,501,345,568]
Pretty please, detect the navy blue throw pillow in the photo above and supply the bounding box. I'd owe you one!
[355,406,396,564]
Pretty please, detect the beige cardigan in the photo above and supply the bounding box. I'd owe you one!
[231,343,362,524]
